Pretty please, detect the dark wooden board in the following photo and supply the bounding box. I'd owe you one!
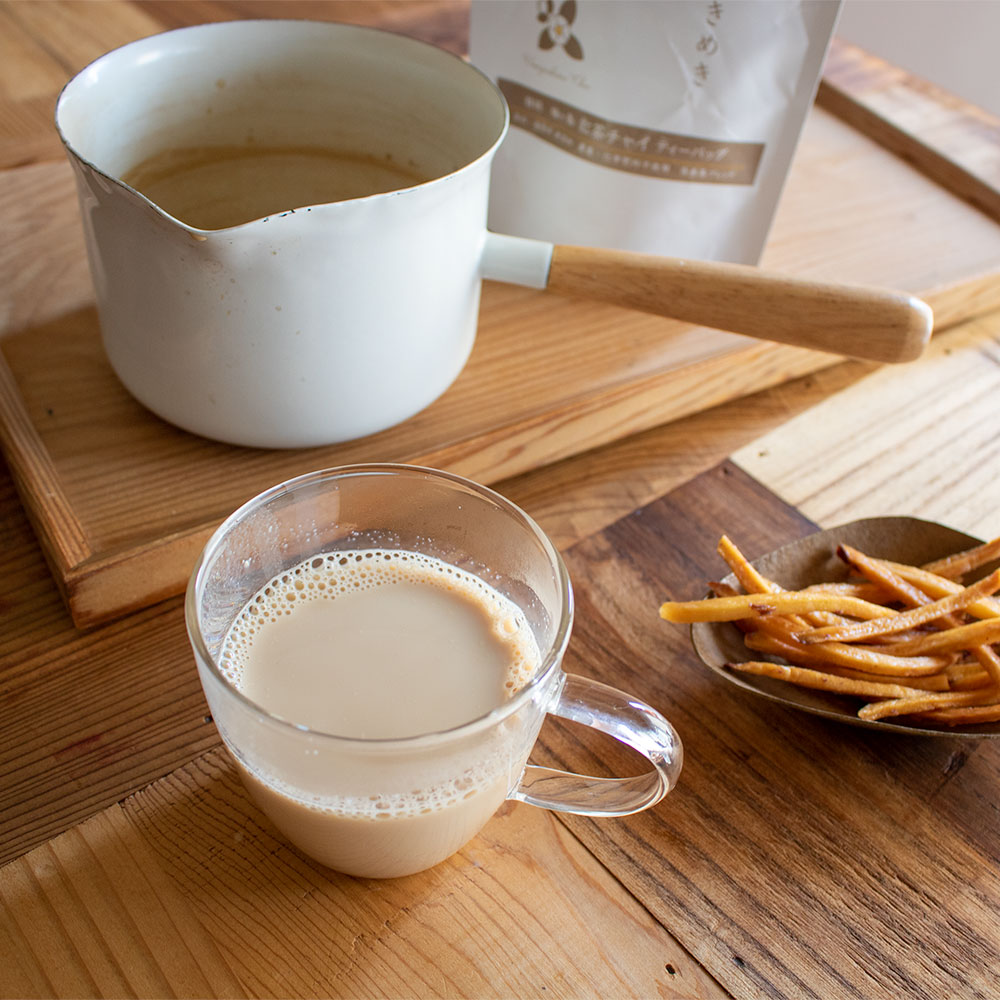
[539,461,1000,1000]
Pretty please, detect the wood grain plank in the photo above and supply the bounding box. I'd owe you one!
[493,357,870,551]
[0,467,218,867]
[0,353,91,576]
[545,462,1000,999]
[0,356,867,866]
[0,163,93,333]
[141,0,470,53]
[0,93,66,170]
[1,1,163,78]
[818,37,1000,224]
[0,285,836,544]
[732,309,1000,539]
[759,112,1000,333]
[54,333,838,629]
[0,0,469,169]
[0,5,69,101]
[0,1,167,169]
[14,454,995,999]
[0,805,246,998]
[0,745,726,1000]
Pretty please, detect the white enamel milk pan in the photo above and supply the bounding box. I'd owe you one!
[55,20,932,449]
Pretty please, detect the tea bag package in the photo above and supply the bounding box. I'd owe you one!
[469,0,841,264]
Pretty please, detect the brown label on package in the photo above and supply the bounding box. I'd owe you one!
[499,79,763,186]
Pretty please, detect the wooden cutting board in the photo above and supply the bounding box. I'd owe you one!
[4,41,1000,628]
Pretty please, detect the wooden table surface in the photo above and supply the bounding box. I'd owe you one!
[3,3,1000,999]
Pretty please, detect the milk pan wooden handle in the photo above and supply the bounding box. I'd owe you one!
[545,244,933,364]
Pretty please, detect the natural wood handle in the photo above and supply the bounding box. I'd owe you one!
[546,245,934,364]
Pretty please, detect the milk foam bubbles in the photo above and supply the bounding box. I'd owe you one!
[220,548,538,701]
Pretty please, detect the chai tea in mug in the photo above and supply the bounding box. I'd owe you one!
[216,546,541,877]
[188,465,682,879]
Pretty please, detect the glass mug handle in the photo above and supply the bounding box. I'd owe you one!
[511,673,683,817]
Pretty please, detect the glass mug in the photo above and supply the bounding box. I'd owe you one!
[186,465,682,878]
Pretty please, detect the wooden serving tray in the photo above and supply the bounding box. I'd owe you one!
[5,43,1000,628]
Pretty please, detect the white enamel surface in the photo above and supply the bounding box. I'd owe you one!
[55,20,547,448]
[480,233,553,289]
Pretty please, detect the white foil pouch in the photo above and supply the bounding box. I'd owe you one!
[469,0,841,264]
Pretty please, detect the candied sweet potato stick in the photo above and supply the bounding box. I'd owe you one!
[717,535,780,595]
[741,632,949,689]
[923,535,1000,580]
[824,549,1000,689]
[801,581,895,602]
[667,533,1000,726]
[859,689,997,722]
[727,660,936,699]
[879,618,1000,656]
[659,590,894,623]
[836,543,931,608]
[970,644,1000,690]
[743,630,951,677]
[796,568,1000,644]
[716,535,852,628]
[947,664,994,691]
[914,702,1000,725]
[881,561,1000,619]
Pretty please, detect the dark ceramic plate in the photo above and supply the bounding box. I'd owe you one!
[690,516,1000,738]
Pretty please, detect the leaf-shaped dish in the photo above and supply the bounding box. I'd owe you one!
[690,516,1000,738]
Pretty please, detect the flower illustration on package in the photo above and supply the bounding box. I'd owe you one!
[537,0,584,60]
